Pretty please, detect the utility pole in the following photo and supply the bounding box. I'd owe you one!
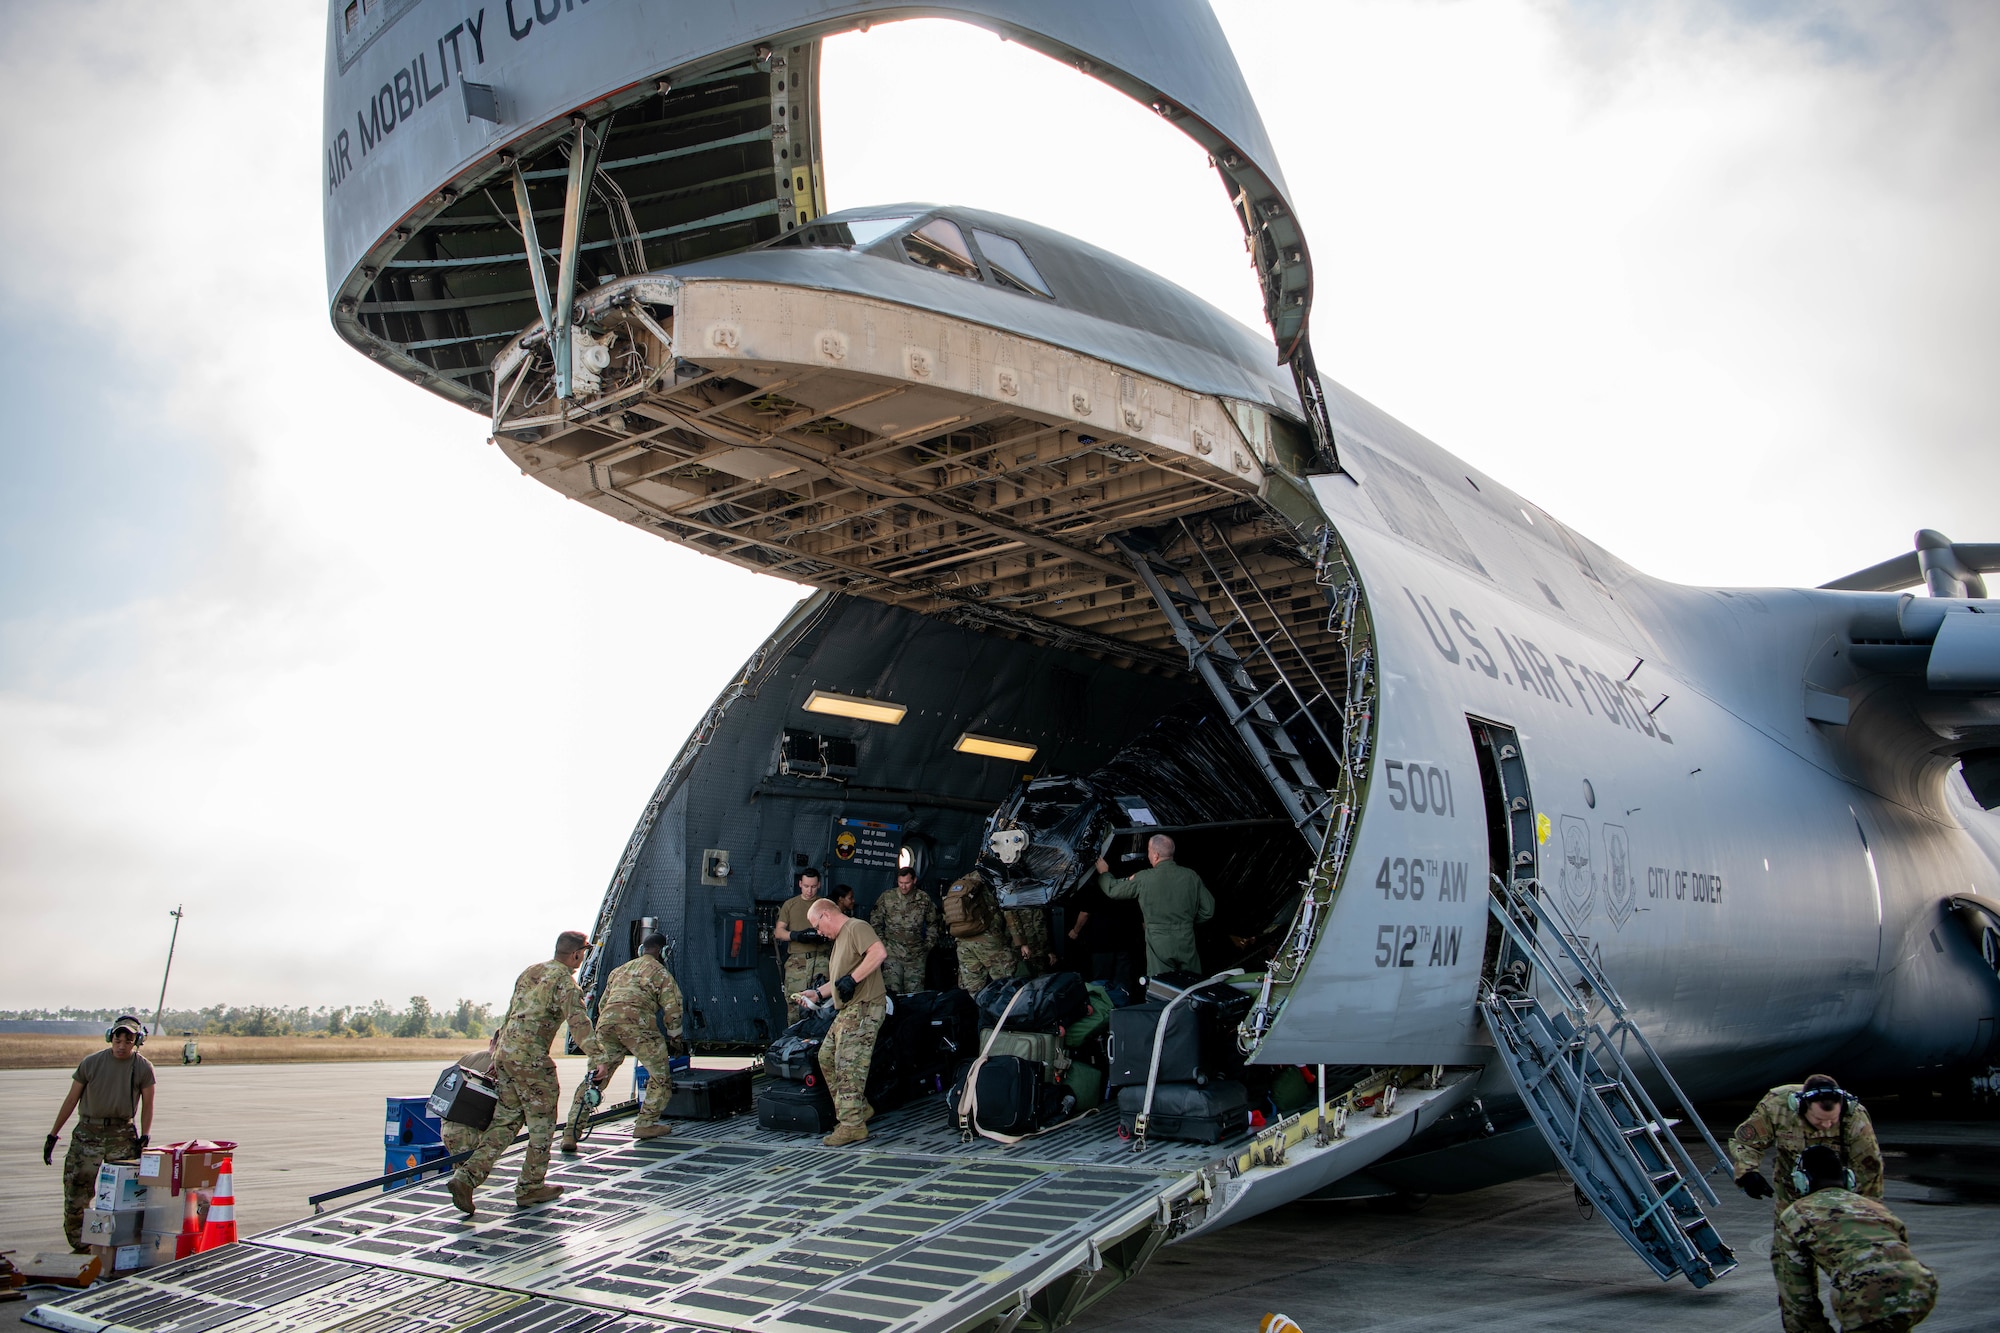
[152,906,184,1037]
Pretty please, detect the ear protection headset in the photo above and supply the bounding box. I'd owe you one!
[105,1016,147,1046]
[1791,1155,1857,1196]
[1791,1083,1855,1114]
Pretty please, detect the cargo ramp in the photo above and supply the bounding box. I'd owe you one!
[30,1068,1474,1333]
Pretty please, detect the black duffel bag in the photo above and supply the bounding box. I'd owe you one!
[764,1005,836,1081]
[945,1054,1077,1140]
[975,971,1089,1033]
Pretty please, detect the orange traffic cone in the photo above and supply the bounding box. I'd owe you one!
[197,1157,237,1251]
[174,1189,202,1259]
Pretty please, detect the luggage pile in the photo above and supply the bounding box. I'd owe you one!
[1107,976,1255,1144]
[758,990,980,1135]
[949,972,1101,1140]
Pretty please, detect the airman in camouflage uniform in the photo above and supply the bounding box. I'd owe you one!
[870,867,942,993]
[776,869,831,1025]
[794,899,889,1146]
[1774,1146,1936,1333]
[1731,1077,1885,1213]
[1004,904,1057,978]
[946,871,1014,993]
[565,932,685,1149]
[451,931,602,1214]
[47,1016,155,1252]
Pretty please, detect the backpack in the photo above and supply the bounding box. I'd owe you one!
[942,875,993,940]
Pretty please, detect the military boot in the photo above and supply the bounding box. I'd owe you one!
[515,1184,564,1207]
[822,1123,868,1147]
[449,1175,476,1215]
[559,1136,579,1153]
[633,1124,674,1140]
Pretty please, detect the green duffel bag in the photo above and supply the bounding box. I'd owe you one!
[1063,1059,1106,1108]
[978,1027,1072,1082]
[1063,983,1115,1049]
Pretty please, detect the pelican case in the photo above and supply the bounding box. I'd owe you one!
[1105,1002,1205,1088]
[757,1076,836,1134]
[428,1063,498,1130]
[1115,1079,1250,1144]
[662,1067,754,1121]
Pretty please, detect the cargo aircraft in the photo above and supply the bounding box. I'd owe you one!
[33,4,1998,1332]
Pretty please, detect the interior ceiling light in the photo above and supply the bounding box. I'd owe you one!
[955,732,1038,762]
[803,689,906,725]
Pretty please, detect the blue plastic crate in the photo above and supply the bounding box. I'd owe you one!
[382,1144,450,1193]
[386,1095,442,1148]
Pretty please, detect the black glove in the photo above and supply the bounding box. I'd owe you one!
[834,974,857,1003]
[669,1038,689,1058]
[1736,1170,1774,1200]
[136,1133,149,1152]
[792,928,824,945]
[45,1134,58,1165]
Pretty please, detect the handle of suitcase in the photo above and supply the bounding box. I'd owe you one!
[1132,968,1242,1150]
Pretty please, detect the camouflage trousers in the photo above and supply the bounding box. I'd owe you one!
[783,951,829,1026]
[441,1120,480,1159]
[63,1120,137,1251]
[956,938,1015,993]
[821,999,886,1128]
[454,1054,559,1199]
[1832,1261,1937,1333]
[880,947,927,995]
[576,1020,675,1128]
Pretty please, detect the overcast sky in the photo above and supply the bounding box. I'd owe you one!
[1,1,1993,1012]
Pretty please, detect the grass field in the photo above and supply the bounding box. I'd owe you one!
[0,1034,490,1069]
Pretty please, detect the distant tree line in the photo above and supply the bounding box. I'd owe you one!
[1,999,497,1039]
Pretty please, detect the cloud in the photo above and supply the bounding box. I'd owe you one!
[3,1,1994,1007]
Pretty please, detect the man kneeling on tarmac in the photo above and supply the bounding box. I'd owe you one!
[1776,1144,1937,1333]
[791,898,887,1147]
[564,930,685,1151]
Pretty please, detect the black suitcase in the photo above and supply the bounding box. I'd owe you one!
[1105,1002,1206,1088]
[945,1055,1044,1137]
[1116,1079,1250,1144]
[757,1077,836,1134]
[428,1063,497,1130]
[1149,975,1254,1043]
[975,972,1089,1033]
[662,1066,754,1121]
[886,989,980,1069]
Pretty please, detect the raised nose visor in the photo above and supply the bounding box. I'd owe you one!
[488,271,1285,664]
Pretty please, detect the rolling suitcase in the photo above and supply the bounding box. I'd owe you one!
[1116,1079,1250,1144]
[945,1055,1043,1138]
[758,1077,836,1134]
[765,1007,835,1081]
[1105,1002,1205,1088]
[662,1067,754,1120]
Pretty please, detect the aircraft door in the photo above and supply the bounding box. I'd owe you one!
[1470,718,1539,993]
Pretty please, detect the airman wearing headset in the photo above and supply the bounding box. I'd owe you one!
[1774,1145,1936,1333]
[46,1015,157,1253]
[1731,1074,1886,1213]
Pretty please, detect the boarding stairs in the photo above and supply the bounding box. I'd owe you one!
[1111,524,1341,853]
[1480,874,1738,1287]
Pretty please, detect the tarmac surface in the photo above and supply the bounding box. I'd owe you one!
[0,1060,1993,1331]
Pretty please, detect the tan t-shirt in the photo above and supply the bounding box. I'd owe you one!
[826,918,887,1007]
[73,1048,156,1120]
[779,894,830,955]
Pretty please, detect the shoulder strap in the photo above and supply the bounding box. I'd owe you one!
[957,987,1030,1145]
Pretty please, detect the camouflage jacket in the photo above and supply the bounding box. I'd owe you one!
[871,885,942,955]
[1004,906,1052,960]
[1776,1189,1935,1333]
[600,954,684,1044]
[1729,1085,1884,1210]
[495,959,601,1066]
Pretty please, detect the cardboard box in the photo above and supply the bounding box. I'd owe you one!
[87,1243,145,1273]
[145,1141,237,1195]
[92,1161,149,1212]
[81,1209,140,1246]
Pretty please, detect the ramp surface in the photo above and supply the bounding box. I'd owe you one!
[29,1103,1204,1333]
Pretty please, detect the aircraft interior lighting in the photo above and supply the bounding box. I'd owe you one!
[803,690,907,725]
[954,732,1039,762]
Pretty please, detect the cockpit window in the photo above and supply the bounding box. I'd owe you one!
[770,214,916,249]
[972,229,1053,299]
[901,218,983,280]
[844,215,916,246]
